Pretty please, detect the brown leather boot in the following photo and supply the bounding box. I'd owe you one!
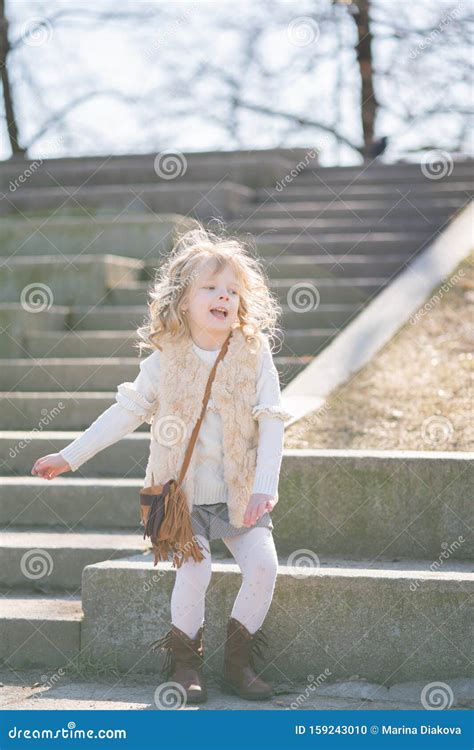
[222,616,274,700]
[150,623,208,704]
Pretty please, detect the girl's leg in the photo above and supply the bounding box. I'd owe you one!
[221,527,278,634]
[170,535,213,639]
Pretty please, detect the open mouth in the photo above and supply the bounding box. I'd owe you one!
[210,307,228,320]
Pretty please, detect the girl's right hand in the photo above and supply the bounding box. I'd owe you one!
[31,453,71,480]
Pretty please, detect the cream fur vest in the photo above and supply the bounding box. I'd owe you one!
[144,327,275,528]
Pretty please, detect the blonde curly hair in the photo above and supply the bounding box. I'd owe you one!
[135,223,282,355]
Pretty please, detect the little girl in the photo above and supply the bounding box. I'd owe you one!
[31,226,292,705]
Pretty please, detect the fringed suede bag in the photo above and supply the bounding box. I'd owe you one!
[139,330,233,569]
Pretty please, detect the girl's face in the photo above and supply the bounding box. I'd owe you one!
[182,263,240,340]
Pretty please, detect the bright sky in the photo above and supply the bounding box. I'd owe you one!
[1,0,471,165]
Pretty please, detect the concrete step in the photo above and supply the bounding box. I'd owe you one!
[237,197,467,219]
[0,215,192,259]
[294,165,474,185]
[0,392,151,432]
[0,149,308,190]
[106,277,387,306]
[0,357,143,392]
[2,448,471,561]
[80,551,474,683]
[0,255,143,307]
[0,181,253,222]
[21,328,333,358]
[230,216,451,234]
[0,355,305,392]
[0,477,143,530]
[0,592,82,669]
[0,304,66,357]
[256,182,474,202]
[23,330,139,359]
[1,154,470,190]
[0,529,149,591]
[252,232,434,257]
[256,254,412,279]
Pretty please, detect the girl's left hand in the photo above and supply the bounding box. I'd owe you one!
[243,493,276,527]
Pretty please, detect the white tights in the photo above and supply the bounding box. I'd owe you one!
[170,527,278,638]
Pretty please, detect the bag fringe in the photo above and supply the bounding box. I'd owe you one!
[150,481,206,569]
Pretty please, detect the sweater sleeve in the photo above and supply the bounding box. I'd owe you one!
[251,337,293,498]
[58,351,160,472]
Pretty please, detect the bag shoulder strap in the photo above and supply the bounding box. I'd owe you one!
[177,329,233,484]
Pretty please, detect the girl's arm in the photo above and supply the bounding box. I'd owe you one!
[250,339,293,498]
[31,351,160,477]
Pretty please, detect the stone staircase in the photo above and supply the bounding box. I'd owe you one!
[0,151,472,686]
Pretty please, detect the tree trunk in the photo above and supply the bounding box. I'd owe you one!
[353,0,377,159]
[0,0,26,157]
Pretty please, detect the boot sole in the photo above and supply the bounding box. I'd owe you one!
[186,692,208,705]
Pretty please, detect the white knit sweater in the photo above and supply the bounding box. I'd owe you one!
[59,340,291,504]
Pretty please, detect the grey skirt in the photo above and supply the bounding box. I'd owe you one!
[190,501,273,541]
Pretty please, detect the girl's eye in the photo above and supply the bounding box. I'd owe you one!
[205,286,238,294]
